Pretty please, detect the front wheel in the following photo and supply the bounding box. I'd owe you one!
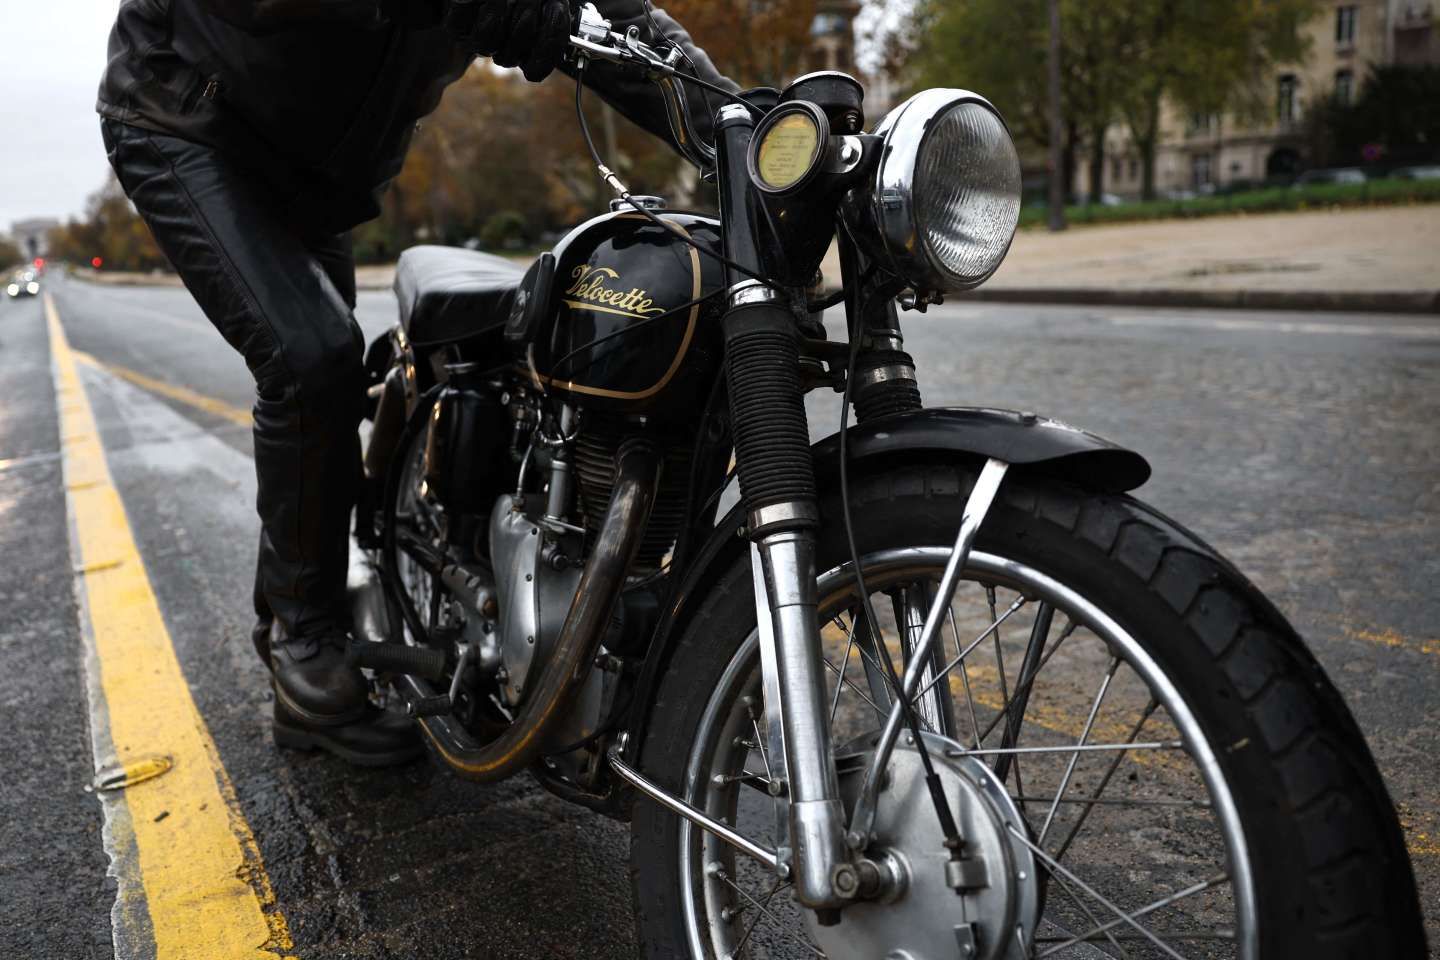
[630,462,1423,959]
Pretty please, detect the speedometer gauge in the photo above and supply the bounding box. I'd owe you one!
[748,102,830,195]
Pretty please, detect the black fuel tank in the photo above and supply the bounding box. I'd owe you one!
[524,209,725,416]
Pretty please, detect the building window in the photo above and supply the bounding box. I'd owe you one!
[1128,157,1139,179]
[1335,68,1355,104]
[1111,157,1123,181]
[1336,5,1357,46]
[1277,74,1299,125]
[1191,153,1213,189]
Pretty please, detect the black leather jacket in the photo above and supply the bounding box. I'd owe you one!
[98,0,735,232]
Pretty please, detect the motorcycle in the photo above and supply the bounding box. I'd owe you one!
[350,5,1424,957]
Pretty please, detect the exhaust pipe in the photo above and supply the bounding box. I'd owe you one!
[398,439,661,782]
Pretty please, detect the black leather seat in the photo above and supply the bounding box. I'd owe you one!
[393,245,528,347]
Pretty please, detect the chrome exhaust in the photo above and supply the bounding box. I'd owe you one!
[398,439,661,782]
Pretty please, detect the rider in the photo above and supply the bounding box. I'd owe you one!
[97,0,734,765]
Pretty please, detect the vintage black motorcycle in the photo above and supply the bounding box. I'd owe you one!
[350,5,1423,957]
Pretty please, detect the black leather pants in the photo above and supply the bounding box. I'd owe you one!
[103,119,364,641]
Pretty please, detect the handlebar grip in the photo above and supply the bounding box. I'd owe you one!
[347,641,448,681]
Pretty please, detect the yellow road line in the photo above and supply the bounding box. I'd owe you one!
[47,294,294,960]
[72,349,252,427]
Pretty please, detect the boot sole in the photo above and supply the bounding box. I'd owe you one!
[273,720,424,768]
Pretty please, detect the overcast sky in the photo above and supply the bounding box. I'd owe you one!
[0,0,118,232]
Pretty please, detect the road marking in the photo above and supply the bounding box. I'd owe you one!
[47,294,295,960]
[1109,314,1440,339]
[72,349,252,427]
[0,449,62,475]
[1343,624,1440,658]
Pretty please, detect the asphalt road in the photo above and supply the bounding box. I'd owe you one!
[2,271,1437,958]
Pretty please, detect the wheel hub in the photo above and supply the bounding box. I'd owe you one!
[810,732,1040,960]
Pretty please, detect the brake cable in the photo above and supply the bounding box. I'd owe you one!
[836,225,968,861]
[571,57,780,289]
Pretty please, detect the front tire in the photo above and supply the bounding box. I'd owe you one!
[630,462,1423,959]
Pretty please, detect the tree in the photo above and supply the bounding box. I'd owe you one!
[47,175,168,272]
[897,0,1315,201]
[361,0,821,261]
[0,236,20,269]
[901,0,1129,205]
[1110,0,1314,199]
[1304,64,1440,169]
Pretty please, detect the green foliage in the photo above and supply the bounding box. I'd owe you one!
[0,236,20,269]
[1306,65,1440,168]
[1015,177,1440,229]
[478,210,529,251]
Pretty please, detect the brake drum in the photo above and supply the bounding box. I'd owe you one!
[812,732,1041,960]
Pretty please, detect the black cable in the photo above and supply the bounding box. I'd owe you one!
[835,228,966,856]
[807,288,845,313]
[638,0,717,124]
[573,65,778,287]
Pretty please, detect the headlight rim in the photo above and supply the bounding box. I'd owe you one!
[861,88,1020,295]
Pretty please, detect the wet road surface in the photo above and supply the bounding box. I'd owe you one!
[1,271,1436,957]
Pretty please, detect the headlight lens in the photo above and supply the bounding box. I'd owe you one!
[6,284,18,297]
[27,282,40,295]
[855,90,1021,293]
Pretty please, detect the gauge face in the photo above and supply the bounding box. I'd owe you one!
[755,111,822,191]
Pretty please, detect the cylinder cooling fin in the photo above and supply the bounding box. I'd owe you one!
[574,424,693,570]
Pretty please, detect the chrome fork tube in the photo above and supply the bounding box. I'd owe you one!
[751,530,850,910]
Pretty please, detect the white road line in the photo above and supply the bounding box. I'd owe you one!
[1109,314,1440,339]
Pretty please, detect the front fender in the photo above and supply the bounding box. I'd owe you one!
[620,407,1149,761]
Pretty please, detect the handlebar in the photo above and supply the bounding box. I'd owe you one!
[567,2,717,172]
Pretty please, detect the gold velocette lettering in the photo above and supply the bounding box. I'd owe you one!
[563,265,666,319]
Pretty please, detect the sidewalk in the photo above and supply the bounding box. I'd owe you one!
[966,204,1440,313]
[69,204,1439,313]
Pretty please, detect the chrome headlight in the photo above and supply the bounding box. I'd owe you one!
[854,89,1021,293]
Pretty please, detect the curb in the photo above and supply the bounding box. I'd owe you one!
[955,286,1440,315]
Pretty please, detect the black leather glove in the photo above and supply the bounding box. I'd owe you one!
[444,0,573,82]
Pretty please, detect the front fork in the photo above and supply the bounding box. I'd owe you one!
[710,103,848,908]
[713,103,1005,912]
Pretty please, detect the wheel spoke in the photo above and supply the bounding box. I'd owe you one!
[994,601,1054,788]
[916,594,1029,701]
[946,605,984,751]
[1038,657,1121,846]
[975,618,1079,745]
[828,609,859,726]
[1035,872,1232,958]
[822,655,891,722]
[732,877,789,955]
[1053,698,1161,864]
[1048,870,1133,958]
[711,867,824,957]
[945,740,1183,758]
[1006,825,1194,960]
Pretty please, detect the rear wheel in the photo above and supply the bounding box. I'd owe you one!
[630,462,1423,959]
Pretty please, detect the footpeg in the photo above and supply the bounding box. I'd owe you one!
[405,694,453,718]
[347,641,448,681]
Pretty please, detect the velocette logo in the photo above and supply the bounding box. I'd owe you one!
[563,265,666,319]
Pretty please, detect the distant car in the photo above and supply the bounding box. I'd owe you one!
[1293,167,1367,187]
[1393,164,1440,181]
[6,270,40,298]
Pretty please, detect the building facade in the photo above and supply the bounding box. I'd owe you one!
[1077,0,1439,199]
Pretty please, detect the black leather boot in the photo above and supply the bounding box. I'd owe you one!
[272,699,423,767]
[269,628,369,725]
